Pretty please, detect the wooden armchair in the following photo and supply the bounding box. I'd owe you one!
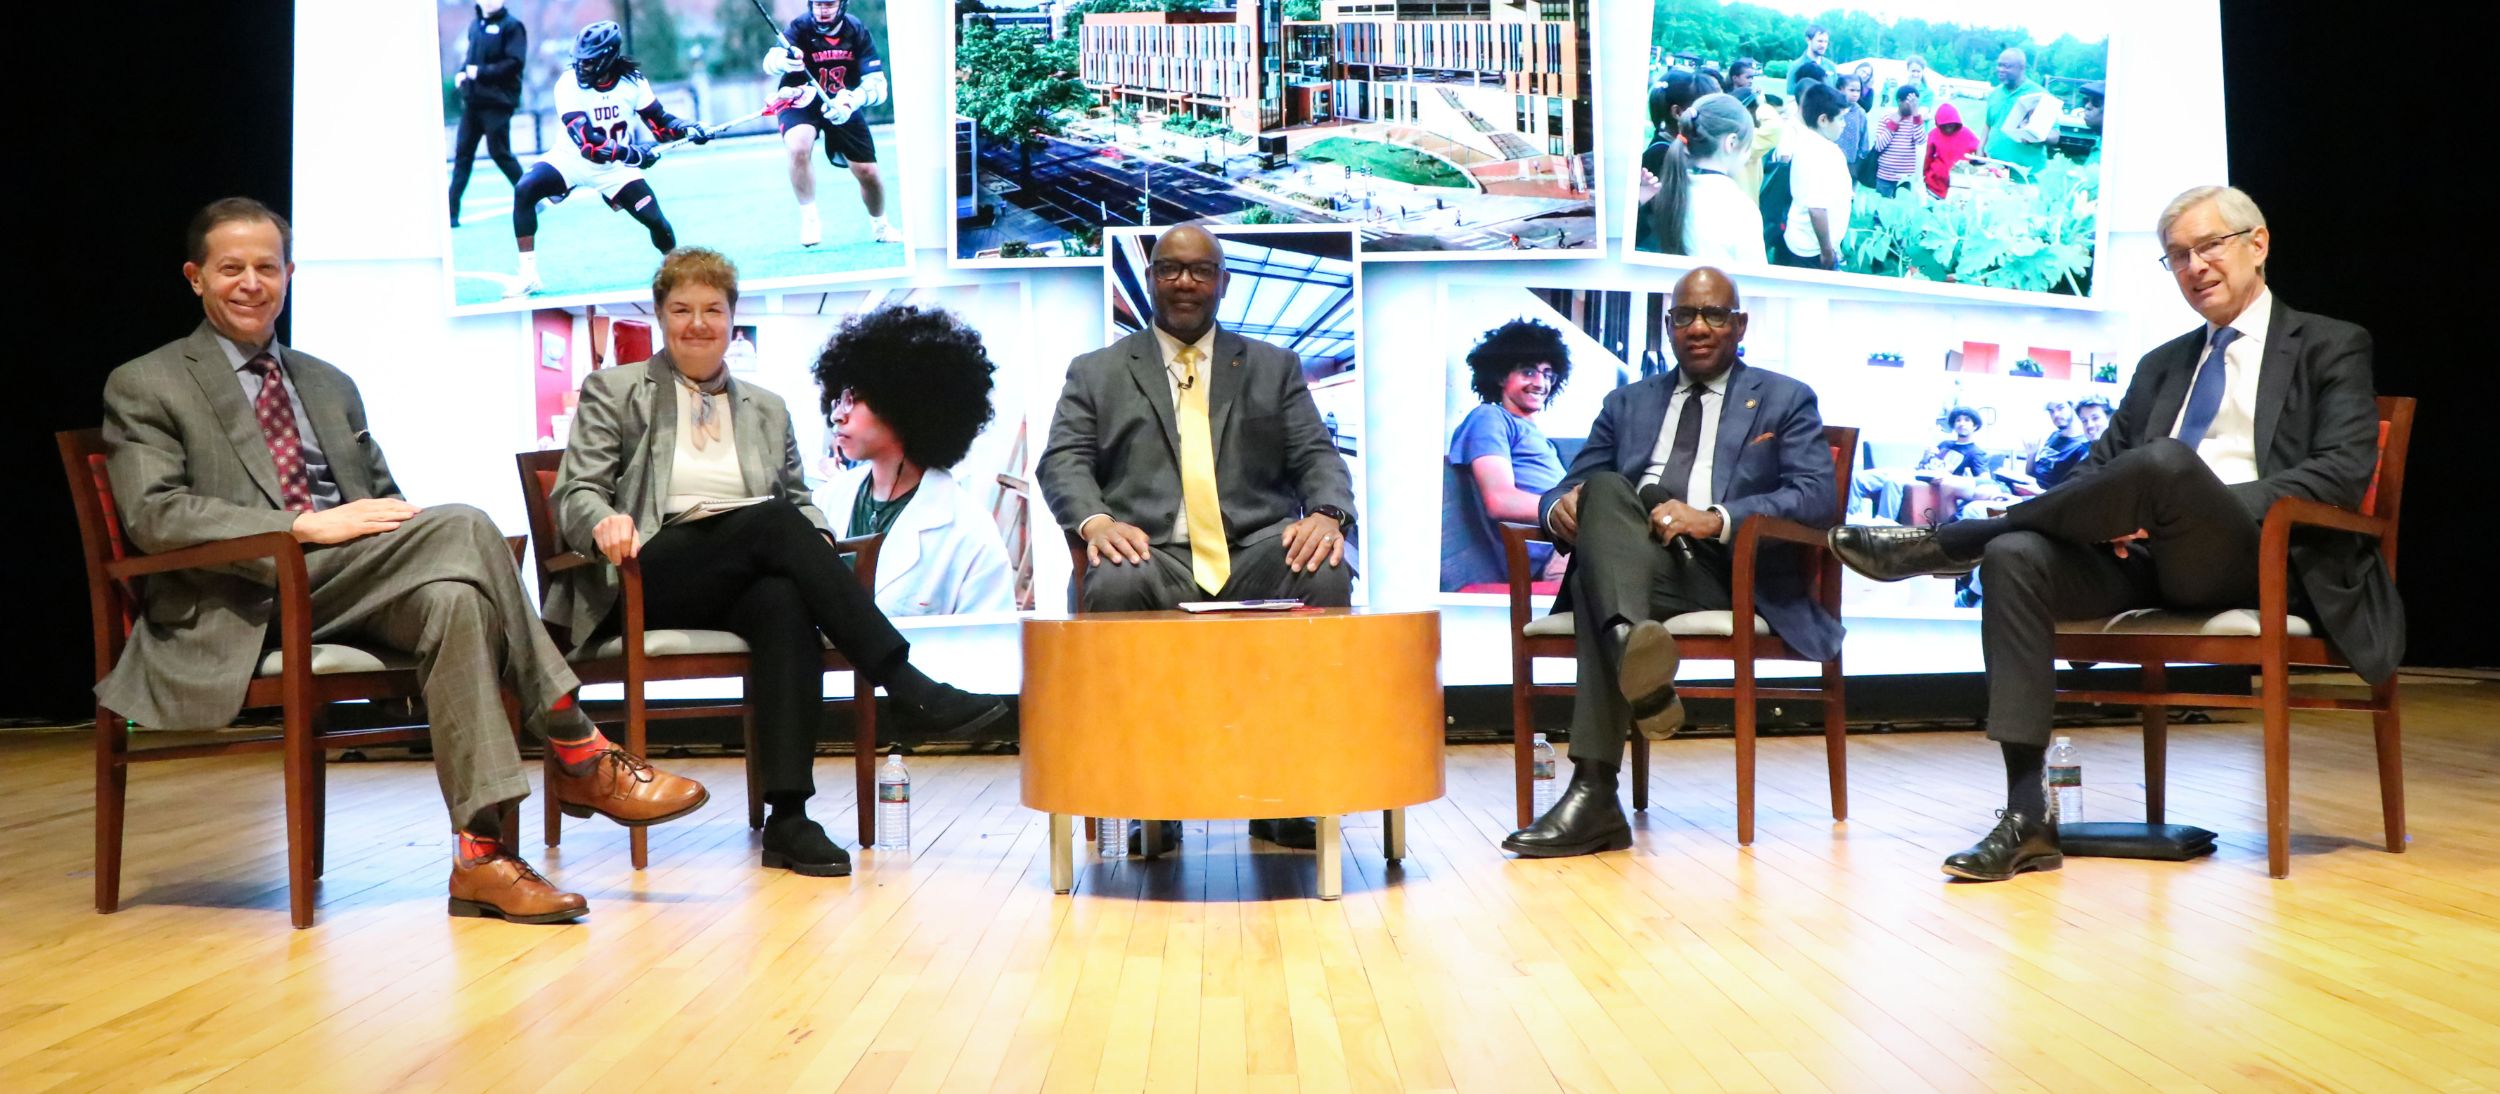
[514,451,887,863]
[60,428,521,929]
[1499,425,1858,845]
[2052,396,2416,878]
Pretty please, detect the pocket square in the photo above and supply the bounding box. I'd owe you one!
[1748,431,1776,445]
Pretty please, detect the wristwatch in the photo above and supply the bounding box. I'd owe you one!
[1310,505,1354,529]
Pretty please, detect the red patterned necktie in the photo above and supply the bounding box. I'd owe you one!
[245,353,315,513]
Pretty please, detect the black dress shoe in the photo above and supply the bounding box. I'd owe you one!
[1501,769,1631,858]
[1828,525,1981,582]
[896,684,1009,741]
[1941,810,2063,881]
[1127,819,1184,858]
[1248,817,1319,850]
[761,815,852,877]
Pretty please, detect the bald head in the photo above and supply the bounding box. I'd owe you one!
[1995,48,2027,88]
[1147,225,1229,343]
[1667,266,1747,380]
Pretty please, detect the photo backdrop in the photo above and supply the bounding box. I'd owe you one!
[298,0,2229,693]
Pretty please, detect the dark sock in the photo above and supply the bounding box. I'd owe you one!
[767,793,809,823]
[1935,517,2007,559]
[2002,742,2048,817]
[882,661,940,708]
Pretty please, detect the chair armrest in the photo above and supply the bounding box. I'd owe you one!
[542,550,602,575]
[1731,514,1829,552]
[836,531,884,591]
[104,530,304,581]
[2264,496,2387,540]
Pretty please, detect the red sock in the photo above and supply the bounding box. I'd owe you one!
[549,694,577,713]
[549,729,611,768]
[458,830,501,861]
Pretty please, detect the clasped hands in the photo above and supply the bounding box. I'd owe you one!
[1546,485,1722,545]
[1082,513,1345,574]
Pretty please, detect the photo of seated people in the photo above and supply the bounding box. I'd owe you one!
[1632,3,2108,299]
[526,281,1036,620]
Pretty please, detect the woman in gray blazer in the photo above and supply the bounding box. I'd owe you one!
[548,248,1006,877]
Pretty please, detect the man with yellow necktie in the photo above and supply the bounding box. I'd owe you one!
[1039,224,1359,852]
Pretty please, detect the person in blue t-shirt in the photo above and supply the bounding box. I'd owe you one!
[1442,319,1574,589]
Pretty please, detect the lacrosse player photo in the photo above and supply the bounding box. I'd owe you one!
[432,1,910,315]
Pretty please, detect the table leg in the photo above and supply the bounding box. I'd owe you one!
[1142,819,1170,859]
[1318,815,1342,901]
[1383,808,1406,863]
[1049,814,1073,894]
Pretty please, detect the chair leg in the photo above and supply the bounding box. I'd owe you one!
[94,709,126,915]
[1629,734,1650,812]
[283,701,318,930]
[743,705,764,830]
[2260,656,2293,880]
[2141,664,2169,826]
[2371,675,2405,853]
[1510,676,1535,830]
[1734,678,1757,848]
[856,676,879,850]
[1821,659,1848,823]
[626,684,649,871]
[308,738,328,878]
[543,749,562,848]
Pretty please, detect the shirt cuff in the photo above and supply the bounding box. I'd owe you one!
[1709,505,1735,544]
[1076,513,1111,539]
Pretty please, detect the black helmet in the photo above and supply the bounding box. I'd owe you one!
[574,21,626,88]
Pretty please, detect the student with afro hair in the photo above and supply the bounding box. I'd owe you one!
[813,304,1018,617]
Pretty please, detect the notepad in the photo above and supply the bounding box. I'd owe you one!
[661,496,771,526]
[1177,598,1307,613]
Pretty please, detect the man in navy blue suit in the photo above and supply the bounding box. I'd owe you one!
[1504,267,1843,858]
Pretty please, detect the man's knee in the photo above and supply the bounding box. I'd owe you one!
[1298,561,1354,607]
[407,580,492,632]
[1079,561,1166,612]
[2119,437,2201,479]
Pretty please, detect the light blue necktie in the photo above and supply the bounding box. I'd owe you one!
[2173,325,2242,450]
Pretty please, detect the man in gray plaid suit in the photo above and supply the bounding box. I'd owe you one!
[97,197,707,924]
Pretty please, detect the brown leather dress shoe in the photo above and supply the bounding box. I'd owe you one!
[448,852,588,924]
[549,747,709,827]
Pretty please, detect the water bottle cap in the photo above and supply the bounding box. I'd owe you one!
[1532,732,1547,744]
[2053,735,2072,747]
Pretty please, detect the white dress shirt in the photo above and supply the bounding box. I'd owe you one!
[2166,286,2272,485]
[1637,369,1737,542]
[1079,323,1220,543]
[661,382,745,516]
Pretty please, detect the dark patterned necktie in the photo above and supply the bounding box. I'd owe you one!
[245,353,315,513]
[1659,383,1710,501]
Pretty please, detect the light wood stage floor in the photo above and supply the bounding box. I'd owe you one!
[3,679,2496,1092]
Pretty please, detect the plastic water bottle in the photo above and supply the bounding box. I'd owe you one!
[1097,816,1126,858]
[2046,736,2084,823]
[873,753,910,852]
[1531,733,1561,817]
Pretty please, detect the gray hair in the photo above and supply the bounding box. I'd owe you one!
[2157,185,2267,246]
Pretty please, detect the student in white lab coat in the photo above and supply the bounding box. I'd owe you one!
[814,304,1017,617]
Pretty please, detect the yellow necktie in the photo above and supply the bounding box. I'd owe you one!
[1174,345,1230,593]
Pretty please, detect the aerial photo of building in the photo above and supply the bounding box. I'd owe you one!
[954,0,1595,259]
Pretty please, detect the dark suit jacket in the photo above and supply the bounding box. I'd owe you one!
[97,322,403,729]
[1538,362,1843,661]
[2072,295,2402,681]
[1038,326,1355,546]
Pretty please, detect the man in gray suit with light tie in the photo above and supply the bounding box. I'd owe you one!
[97,197,707,925]
[1038,224,1358,851]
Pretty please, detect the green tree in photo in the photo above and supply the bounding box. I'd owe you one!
[620,0,688,82]
[956,23,1094,177]
[713,0,781,77]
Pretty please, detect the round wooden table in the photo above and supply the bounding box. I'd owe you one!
[1020,607,1444,899]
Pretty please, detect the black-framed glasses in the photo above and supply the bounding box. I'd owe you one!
[1150,260,1223,284]
[2156,229,2252,272]
[1510,363,1558,381]
[1669,305,1740,330]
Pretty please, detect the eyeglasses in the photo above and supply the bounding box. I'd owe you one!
[2156,229,2253,272]
[1668,305,1740,330]
[1150,260,1223,284]
[1511,364,1558,381]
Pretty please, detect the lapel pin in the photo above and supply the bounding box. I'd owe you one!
[1745,398,1758,409]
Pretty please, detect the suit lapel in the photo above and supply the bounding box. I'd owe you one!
[2139,332,2204,446]
[729,376,774,496]
[181,325,284,508]
[644,354,680,504]
[1615,377,1670,478]
[1123,329,1180,458]
[1208,328,1249,449]
[280,347,370,499]
[2251,296,2299,469]
[1711,366,1765,501]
